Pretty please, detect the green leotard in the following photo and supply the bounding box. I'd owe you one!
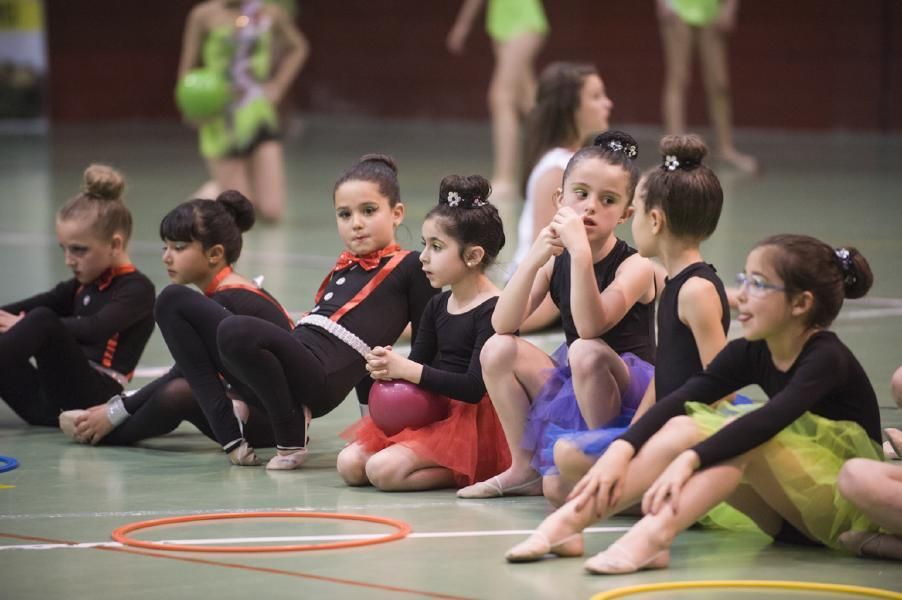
[669,0,720,27]
[486,0,548,42]
[198,20,278,159]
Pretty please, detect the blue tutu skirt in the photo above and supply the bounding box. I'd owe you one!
[522,343,654,475]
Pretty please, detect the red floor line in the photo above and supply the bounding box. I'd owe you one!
[0,532,475,600]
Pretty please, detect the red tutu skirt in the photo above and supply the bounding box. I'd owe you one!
[341,394,512,487]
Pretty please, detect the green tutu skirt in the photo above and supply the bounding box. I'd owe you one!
[199,96,279,159]
[686,398,883,548]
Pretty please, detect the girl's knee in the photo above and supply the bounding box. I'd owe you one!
[891,366,902,408]
[542,475,570,508]
[837,458,869,500]
[153,284,191,322]
[364,451,401,491]
[648,415,701,449]
[480,334,517,373]
[336,444,370,486]
[24,305,59,324]
[568,340,615,376]
[216,316,247,357]
[20,306,64,338]
[553,439,592,482]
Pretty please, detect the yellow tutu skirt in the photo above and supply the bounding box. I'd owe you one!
[687,398,883,548]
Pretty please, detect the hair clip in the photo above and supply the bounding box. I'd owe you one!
[604,140,638,160]
[664,155,680,171]
[445,191,488,209]
[834,247,857,286]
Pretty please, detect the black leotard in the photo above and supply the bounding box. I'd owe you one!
[619,331,881,468]
[655,262,729,399]
[550,241,656,363]
[409,291,497,404]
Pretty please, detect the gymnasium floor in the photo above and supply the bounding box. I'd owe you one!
[1,117,901,599]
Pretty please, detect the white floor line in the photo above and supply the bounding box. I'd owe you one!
[0,501,520,520]
[0,526,630,551]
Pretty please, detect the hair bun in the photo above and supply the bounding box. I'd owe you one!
[660,134,707,170]
[83,164,125,201]
[834,246,873,299]
[438,174,492,209]
[216,189,255,233]
[593,130,638,160]
[358,153,398,176]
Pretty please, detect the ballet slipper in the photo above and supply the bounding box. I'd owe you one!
[228,441,259,466]
[266,448,309,470]
[505,531,584,563]
[884,428,902,459]
[59,410,89,443]
[583,542,670,575]
[839,531,902,561]
[456,475,542,499]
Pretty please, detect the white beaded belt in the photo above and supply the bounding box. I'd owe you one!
[298,314,371,358]
[90,361,130,388]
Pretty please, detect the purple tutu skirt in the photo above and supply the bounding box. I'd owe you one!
[522,343,654,475]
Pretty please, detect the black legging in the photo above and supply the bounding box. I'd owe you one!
[153,285,270,452]
[0,307,121,426]
[218,315,364,448]
[102,375,275,447]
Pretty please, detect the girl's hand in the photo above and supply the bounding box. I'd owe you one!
[263,81,282,105]
[656,0,677,20]
[0,309,24,333]
[568,440,634,518]
[641,450,700,515]
[365,346,408,380]
[74,405,114,445]
[551,206,590,256]
[525,225,564,268]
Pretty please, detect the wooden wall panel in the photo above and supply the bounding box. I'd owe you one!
[45,0,901,131]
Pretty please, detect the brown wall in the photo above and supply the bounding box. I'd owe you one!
[46,0,902,130]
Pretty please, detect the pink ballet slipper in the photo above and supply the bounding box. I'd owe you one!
[505,531,584,563]
[583,542,670,575]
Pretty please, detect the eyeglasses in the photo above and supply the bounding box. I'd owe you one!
[735,272,786,296]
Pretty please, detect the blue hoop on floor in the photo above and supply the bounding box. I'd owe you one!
[0,455,19,473]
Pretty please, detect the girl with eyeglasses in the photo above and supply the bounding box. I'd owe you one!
[506,233,883,574]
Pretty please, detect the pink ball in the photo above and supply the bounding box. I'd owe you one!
[368,381,450,437]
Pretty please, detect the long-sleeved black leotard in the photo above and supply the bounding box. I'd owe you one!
[619,331,881,468]
[0,265,155,425]
[408,291,497,404]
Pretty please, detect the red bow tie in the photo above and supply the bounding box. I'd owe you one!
[332,244,401,273]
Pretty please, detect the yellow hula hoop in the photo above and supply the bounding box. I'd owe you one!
[590,580,902,600]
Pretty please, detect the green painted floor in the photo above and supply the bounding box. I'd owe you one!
[1,117,901,599]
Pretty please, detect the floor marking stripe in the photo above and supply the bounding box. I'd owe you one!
[0,526,630,551]
[0,532,475,600]
[0,502,480,520]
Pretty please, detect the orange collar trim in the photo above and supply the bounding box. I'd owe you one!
[96,264,137,291]
[204,266,234,297]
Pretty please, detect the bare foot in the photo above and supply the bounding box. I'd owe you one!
[719,148,759,174]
